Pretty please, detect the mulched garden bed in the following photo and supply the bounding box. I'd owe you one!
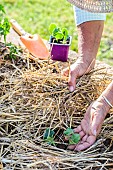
[0,41,113,170]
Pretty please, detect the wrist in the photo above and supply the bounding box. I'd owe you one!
[97,96,111,115]
[97,81,113,113]
[77,55,95,71]
[102,95,113,108]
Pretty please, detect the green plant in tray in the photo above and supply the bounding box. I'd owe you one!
[49,23,69,44]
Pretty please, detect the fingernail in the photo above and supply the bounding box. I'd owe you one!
[93,130,97,136]
[69,86,74,92]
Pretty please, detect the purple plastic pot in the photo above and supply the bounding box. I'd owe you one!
[49,36,72,62]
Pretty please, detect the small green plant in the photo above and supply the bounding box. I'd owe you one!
[43,128,55,145]
[49,23,69,44]
[43,127,80,147]
[0,4,10,43]
[6,42,21,60]
[0,5,20,60]
[64,127,80,145]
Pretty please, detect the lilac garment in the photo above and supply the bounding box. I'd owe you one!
[74,6,106,26]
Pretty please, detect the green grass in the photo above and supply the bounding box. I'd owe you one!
[1,0,113,65]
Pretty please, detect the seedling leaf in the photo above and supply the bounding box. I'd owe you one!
[62,28,69,41]
[69,133,80,144]
[45,137,55,145]
[43,128,55,140]
[64,128,74,136]
[0,4,5,14]
[49,23,57,35]
[0,5,10,43]
[49,23,70,44]
[53,27,61,36]
[55,32,63,41]
[6,42,21,60]
[2,17,10,42]
[0,27,4,35]
[43,128,55,145]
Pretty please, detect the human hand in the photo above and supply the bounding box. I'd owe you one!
[68,99,109,151]
[62,57,95,92]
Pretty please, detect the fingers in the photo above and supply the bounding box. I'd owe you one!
[82,134,88,142]
[77,136,96,151]
[68,135,96,151]
[73,125,82,133]
[68,136,86,151]
[74,125,86,139]
[91,111,105,136]
[68,144,76,150]
[67,126,86,150]
[62,68,76,92]
[68,100,106,151]
[68,71,77,92]
[62,68,69,77]
[68,112,97,151]
[62,64,78,92]
[74,136,96,151]
[81,119,90,134]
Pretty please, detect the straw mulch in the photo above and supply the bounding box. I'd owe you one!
[0,45,113,170]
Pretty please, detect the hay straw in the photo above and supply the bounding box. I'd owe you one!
[0,47,113,169]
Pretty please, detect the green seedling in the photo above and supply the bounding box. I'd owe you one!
[64,127,80,145]
[43,128,55,145]
[6,42,21,60]
[0,4,10,43]
[49,23,69,44]
[0,4,5,14]
[0,5,20,61]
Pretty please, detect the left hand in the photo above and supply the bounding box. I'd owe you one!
[68,99,109,151]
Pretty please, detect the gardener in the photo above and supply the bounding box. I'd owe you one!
[63,4,113,151]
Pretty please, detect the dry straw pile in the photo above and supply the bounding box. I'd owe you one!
[0,48,113,170]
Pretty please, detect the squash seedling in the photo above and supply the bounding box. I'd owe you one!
[49,23,72,62]
[64,127,80,145]
[49,23,69,44]
[43,127,80,147]
[0,5,21,60]
[6,42,22,60]
[0,4,10,43]
[43,128,55,145]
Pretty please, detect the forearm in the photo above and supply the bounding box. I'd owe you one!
[77,20,104,65]
[74,7,106,71]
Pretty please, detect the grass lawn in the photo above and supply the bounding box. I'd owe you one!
[1,0,113,65]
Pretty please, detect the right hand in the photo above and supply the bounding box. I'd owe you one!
[62,57,95,92]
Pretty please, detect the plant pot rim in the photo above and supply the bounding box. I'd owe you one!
[49,36,72,46]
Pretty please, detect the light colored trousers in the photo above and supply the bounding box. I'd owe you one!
[74,6,106,26]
